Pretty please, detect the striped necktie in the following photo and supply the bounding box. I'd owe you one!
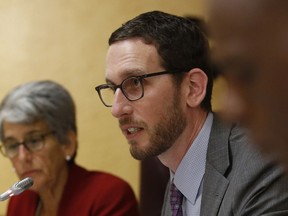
[170,182,183,216]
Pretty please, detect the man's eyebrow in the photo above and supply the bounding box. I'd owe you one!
[105,78,115,85]
[105,70,145,85]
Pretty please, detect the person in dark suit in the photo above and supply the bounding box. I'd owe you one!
[206,0,288,171]
[0,80,139,216]
[95,11,288,215]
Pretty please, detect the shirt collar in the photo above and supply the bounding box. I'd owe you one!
[172,112,213,204]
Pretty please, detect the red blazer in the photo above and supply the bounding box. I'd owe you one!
[7,164,139,216]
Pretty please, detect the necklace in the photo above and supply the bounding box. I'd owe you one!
[35,199,42,216]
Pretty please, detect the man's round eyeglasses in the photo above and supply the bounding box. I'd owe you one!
[95,70,187,107]
[0,131,55,158]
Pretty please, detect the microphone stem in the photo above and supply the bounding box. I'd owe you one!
[0,189,13,201]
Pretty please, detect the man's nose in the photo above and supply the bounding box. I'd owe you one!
[111,88,133,118]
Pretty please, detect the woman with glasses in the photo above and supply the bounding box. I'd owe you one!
[0,80,139,216]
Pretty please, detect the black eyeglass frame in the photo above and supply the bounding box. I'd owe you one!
[95,70,187,107]
[0,131,56,158]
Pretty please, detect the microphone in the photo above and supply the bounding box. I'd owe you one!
[0,177,33,201]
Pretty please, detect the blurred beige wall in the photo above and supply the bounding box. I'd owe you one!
[0,0,212,214]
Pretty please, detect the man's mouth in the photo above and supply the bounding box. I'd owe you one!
[127,127,141,134]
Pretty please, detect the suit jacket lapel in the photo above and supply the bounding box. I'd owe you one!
[200,115,232,216]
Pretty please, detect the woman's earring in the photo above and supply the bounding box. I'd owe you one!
[66,155,71,161]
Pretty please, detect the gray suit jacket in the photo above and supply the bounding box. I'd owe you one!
[161,115,288,216]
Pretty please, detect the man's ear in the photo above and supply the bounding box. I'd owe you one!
[185,68,208,107]
[62,131,78,159]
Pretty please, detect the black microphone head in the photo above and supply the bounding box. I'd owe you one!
[12,177,34,195]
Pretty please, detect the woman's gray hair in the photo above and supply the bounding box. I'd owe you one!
[0,80,77,147]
